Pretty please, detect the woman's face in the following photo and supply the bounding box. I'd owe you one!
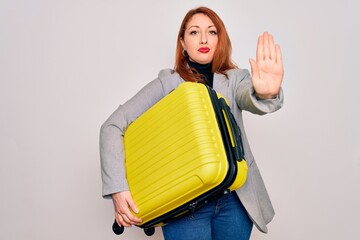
[181,13,218,64]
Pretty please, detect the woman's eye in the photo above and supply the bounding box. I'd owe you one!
[209,30,217,35]
[190,30,198,35]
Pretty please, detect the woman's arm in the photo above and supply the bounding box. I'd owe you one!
[100,78,167,197]
[235,32,284,114]
[99,77,166,226]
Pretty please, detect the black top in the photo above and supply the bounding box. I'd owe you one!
[188,60,214,88]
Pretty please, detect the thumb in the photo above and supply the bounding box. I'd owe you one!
[126,196,139,214]
[249,58,259,79]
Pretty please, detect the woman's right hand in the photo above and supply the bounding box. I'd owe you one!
[112,191,142,227]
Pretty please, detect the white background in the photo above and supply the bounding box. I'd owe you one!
[1,0,359,239]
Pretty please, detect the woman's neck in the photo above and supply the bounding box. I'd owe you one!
[188,60,214,87]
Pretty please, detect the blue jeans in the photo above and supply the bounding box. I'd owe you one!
[162,191,253,240]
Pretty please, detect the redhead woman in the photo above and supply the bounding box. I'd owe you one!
[100,6,284,240]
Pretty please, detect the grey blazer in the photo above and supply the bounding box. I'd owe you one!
[99,68,284,233]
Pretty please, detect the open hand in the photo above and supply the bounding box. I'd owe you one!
[249,32,284,99]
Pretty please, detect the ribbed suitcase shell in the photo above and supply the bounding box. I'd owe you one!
[123,82,247,229]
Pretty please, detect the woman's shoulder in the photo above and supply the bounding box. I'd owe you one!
[157,68,182,80]
[225,68,251,80]
[157,68,184,93]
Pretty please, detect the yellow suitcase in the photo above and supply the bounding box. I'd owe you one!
[113,82,248,236]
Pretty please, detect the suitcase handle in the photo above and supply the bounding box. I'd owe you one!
[219,98,245,161]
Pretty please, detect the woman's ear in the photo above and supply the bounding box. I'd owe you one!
[180,37,185,50]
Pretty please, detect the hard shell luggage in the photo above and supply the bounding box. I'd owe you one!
[112,82,248,236]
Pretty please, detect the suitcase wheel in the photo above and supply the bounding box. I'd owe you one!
[144,227,155,236]
[112,220,124,235]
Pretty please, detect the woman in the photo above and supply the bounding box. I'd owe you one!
[100,6,284,240]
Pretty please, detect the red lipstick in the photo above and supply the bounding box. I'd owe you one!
[198,47,210,53]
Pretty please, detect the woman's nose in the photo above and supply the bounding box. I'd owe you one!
[200,33,208,44]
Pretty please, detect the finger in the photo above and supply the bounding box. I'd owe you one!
[263,32,270,60]
[116,213,131,227]
[256,34,264,62]
[249,58,259,80]
[127,196,139,214]
[275,44,283,66]
[120,206,142,224]
[119,212,134,226]
[117,206,141,226]
[122,200,142,224]
[269,34,276,61]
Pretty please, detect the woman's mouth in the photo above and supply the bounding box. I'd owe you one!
[198,47,210,53]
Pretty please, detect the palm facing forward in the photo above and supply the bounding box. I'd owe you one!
[249,32,284,99]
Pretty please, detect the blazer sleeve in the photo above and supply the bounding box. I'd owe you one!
[99,77,166,198]
[232,69,284,115]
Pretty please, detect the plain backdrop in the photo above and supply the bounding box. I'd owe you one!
[1,0,359,239]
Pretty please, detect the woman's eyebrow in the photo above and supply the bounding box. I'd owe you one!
[188,25,216,29]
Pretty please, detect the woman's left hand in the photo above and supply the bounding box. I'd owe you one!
[249,32,284,99]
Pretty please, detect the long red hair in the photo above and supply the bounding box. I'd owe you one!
[175,7,237,82]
